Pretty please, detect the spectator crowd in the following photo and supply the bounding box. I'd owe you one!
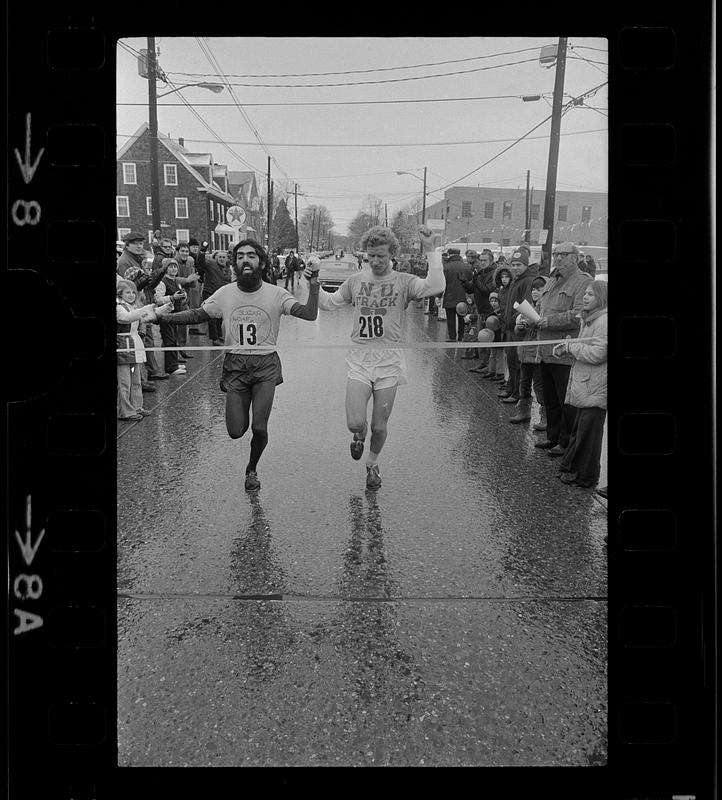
[429,241,608,498]
[116,231,607,499]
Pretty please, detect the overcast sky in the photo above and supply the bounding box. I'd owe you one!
[116,36,608,236]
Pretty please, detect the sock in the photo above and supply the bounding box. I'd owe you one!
[354,422,367,442]
[366,451,379,468]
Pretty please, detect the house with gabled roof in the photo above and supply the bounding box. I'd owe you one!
[227,171,265,239]
[116,122,251,250]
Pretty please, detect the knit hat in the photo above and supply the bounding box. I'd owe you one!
[489,291,499,300]
[161,258,178,269]
[516,243,531,255]
[466,249,478,259]
[188,238,200,246]
[510,249,529,266]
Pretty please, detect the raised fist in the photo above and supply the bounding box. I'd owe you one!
[304,255,322,280]
[417,225,435,250]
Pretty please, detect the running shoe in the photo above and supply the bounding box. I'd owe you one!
[244,470,261,491]
[350,432,365,460]
[365,464,382,490]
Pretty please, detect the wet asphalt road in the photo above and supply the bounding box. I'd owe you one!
[117,263,608,766]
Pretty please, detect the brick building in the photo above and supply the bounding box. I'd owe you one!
[426,185,608,248]
[116,123,257,250]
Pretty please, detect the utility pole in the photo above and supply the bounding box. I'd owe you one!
[541,37,568,264]
[422,166,427,224]
[385,203,388,227]
[310,207,316,252]
[266,157,272,254]
[524,169,531,243]
[294,183,299,250]
[147,37,161,235]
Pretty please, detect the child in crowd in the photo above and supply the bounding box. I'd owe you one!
[554,280,608,488]
[480,293,504,381]
[154,258,189,376]
[509,276,547,425]
[117,280,170,421]
[492,267,513,384]
[461,310,479,356]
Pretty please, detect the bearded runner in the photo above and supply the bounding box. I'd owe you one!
[163,239,320,491]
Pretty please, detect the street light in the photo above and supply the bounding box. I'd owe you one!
[157,82,226,99]
[396,167,427,224]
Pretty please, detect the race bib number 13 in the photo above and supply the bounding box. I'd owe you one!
[238,322,258,346]
[359,314,384,339]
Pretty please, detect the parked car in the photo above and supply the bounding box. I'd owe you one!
[316,259,358,292]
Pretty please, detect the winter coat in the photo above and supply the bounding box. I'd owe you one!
[442,255,473,308]
[493,265,514,332]
[515,297,544,364]
[176,254,196,280]
[119,250,168,306]
[151,245,175,272]
[197,258,230,296]
[116,249,146,279]
[564,309,607,409]
[503,262,540,337]
[536,262,592,364]
[117,300,157,364]
[464,260,496,317]
[154,274,187,312]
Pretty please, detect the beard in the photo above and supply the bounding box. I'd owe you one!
[235,263,263,290]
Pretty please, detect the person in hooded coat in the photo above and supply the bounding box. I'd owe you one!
[555,280,608,488]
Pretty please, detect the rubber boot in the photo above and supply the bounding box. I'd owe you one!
[509,397,532,423]
[533,405,547,431]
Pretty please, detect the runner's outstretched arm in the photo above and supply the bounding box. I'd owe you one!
[290,265,320,320]
[162,308,212,326]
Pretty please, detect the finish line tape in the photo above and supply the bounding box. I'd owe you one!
[118,337,600,353]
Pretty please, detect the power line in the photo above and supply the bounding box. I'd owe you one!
[568,52,609,75]
[163,45,550,79]
[158,57,541,89]
[434,80,608,192]
[118,40,263,174]
[115,127,606,148]
[195,37,288,181]
[162,77,262,174]
[118,40,145,58]
[116,92,529,107]
[570,45,608,53]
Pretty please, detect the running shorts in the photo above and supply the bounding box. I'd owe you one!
[345,348,408,390]
[220,352,283,393]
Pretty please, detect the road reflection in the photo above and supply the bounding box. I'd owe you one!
[322,492,425,725]
[224,493,295,683]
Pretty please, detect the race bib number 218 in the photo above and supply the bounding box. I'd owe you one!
[359,314,384,339]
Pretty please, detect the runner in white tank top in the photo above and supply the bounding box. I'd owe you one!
[316,225,444,490]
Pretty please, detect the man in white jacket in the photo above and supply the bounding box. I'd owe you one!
[314,224,445,490]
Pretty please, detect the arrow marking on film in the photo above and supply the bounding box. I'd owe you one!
[14,113,45,184]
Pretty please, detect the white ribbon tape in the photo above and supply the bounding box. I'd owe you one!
[118,337,600,353]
